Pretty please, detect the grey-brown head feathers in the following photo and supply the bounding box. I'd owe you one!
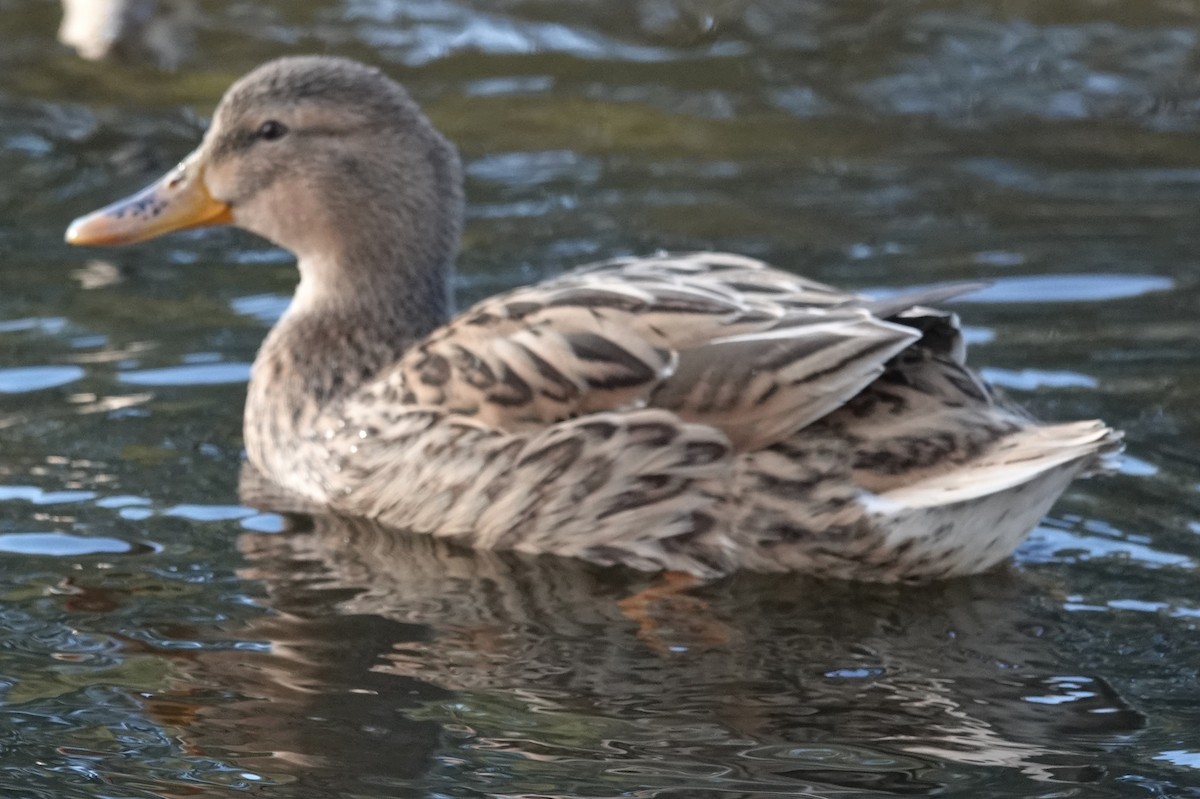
[220,56,423,126]
[199,55,462,325]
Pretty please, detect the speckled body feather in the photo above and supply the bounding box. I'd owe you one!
[247,251,1119,580]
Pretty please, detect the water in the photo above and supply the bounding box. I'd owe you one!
[2,0,1200,796]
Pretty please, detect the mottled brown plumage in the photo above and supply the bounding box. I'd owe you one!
[67,56,1122,580]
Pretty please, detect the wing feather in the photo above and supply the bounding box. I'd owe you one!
[394,253,935,449]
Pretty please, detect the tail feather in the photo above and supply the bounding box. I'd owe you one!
[880,420,1121,509]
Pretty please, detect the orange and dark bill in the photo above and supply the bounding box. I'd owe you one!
[65,150,232,246]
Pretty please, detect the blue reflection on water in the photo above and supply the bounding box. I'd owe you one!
[0,532,132,556]
[118,363,252,386]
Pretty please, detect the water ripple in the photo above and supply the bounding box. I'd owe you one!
[0,366,85,393]
[0,532,139,557]
[958,274,1174,303]
[117,363,252,386]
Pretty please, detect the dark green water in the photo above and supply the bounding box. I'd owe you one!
[2,1,1199,797]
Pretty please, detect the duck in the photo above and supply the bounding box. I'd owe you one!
[66,56,1121,581]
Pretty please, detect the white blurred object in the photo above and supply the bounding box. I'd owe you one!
[71,259,124,290]
[58,0,196,68]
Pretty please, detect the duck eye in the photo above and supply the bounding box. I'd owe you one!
[255,120,288,142]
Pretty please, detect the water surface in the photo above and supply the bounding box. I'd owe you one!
[2,1,1199,797]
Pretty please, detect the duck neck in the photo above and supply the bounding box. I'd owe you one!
[265,231,456,406]
[289,234,455,344]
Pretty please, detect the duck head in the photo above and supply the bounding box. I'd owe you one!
[67,56,463,312]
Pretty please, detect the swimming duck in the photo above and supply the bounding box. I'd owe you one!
[66,56,1120,580]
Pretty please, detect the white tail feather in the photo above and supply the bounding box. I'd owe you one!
[880,421,1119,509]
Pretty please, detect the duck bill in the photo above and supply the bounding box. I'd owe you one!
[65,150,232,246]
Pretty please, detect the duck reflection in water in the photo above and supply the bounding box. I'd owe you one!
[131,507,1141,794]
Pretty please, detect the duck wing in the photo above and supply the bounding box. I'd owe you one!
[396,253,930,450]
